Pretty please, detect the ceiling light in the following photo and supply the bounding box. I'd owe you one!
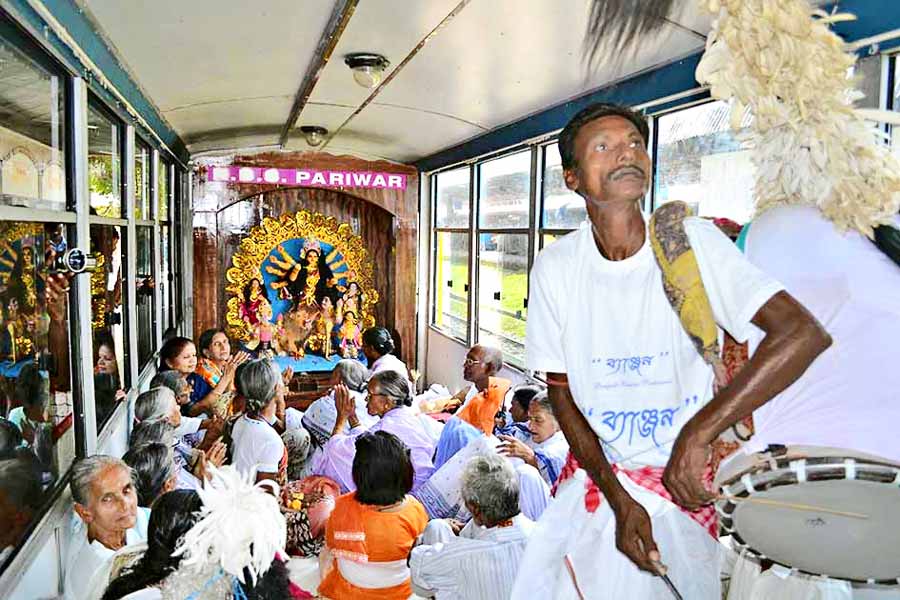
[300,125,328,147]
[344,53,390,89]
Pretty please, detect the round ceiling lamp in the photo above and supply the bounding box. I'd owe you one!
[344,53,390,89]
[300,125,328,147]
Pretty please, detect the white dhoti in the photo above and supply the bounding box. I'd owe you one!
[511,469,724,599]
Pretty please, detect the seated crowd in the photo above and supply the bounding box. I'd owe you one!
[62,325,555,599]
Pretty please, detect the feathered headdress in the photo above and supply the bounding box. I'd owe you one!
[172,465,286,587]
[695,0,900,236]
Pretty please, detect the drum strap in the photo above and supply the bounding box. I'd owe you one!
[648,201,728,389]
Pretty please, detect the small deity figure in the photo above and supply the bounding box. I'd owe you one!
[310,295,336,358]
[0,243,40,311]
[1,297,35,362]
[338,310,362,359]
[336,281,363,317]
[246,299,282,358]
[239,277,269,334]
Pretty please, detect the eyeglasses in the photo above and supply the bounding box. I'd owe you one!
[463,358,483,366]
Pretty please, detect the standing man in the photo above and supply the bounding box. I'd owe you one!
[512,103,830,597]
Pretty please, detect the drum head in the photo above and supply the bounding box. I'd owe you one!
[726,479,900,582]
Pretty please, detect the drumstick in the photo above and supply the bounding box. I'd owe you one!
[717,494,869,519]
[563,554,586,600]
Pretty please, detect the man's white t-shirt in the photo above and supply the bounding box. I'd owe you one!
[231,415,285,478]
[743,205,900,461]
[526,218,783,468]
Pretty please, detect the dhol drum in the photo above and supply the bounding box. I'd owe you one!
[715,446,900,584]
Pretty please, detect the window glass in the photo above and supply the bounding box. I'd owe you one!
[89,224,127,429]
[477,233,528,367]
[135,226,156,367]
[134,140,151,220]
[654,100,755,223]
[158,160,169,222]
[87,104,121,218]
[542,143,586,229]
[432,231,468,341]
[435,167,469,228]
[0,33,66,210]
[478,151,531,229]
[160,224,171,332]
[0,220,75,570]
[541,233,562,249]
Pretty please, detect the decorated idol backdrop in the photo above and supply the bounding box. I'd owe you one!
[193,152,419,371]
[224,210,379,369]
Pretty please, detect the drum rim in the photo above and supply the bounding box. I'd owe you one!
[717,456,900,584]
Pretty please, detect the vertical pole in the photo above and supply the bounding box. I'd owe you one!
[71,77,96,453]
[125,125,139,387]
[151,149,163,345]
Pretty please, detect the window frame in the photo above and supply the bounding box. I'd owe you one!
[0,13,84,576]
[430,165,474,344]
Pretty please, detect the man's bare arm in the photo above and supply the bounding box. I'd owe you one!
[664,291,832,508]
[547,372,661,573]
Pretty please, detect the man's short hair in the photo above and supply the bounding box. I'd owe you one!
[352,431,414,505]
[461,453,519,524]
[511,385,541,412]
[474,345,503,374]
[558,103,649,171]
[70,455,129,506]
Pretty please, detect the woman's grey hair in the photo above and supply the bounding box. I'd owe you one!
[130,418,176,449]
[149,370,189,397]
[333,359,368,392]
[235,359,279,414]
[70,455,130,506]
[530,391,555,419]
[122,442,177,507]
[134,387,176,423]
[460,453,519,524]
[369,371,412,408]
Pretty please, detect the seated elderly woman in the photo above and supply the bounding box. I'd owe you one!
[285,359,374,481]
[497,391,568,486]
[102,483,303,599]
[122,442,178,508]
[410,453,534,600]
[146,373,225,449]
[298,359,375,448]
[129,418,224,489]
[64,455,150,600]
[231,359,289,486]
[319,431,428,600]
[312,371,435,493]
[415,391,568,522]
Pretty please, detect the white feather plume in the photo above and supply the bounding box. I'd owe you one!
[696,0,900,237]
[171,465,286,585]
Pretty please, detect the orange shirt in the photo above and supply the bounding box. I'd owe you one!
[456,377,511,435]
[319,492,428,600]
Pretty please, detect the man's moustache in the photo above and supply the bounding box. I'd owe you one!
[609,166,646,180]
